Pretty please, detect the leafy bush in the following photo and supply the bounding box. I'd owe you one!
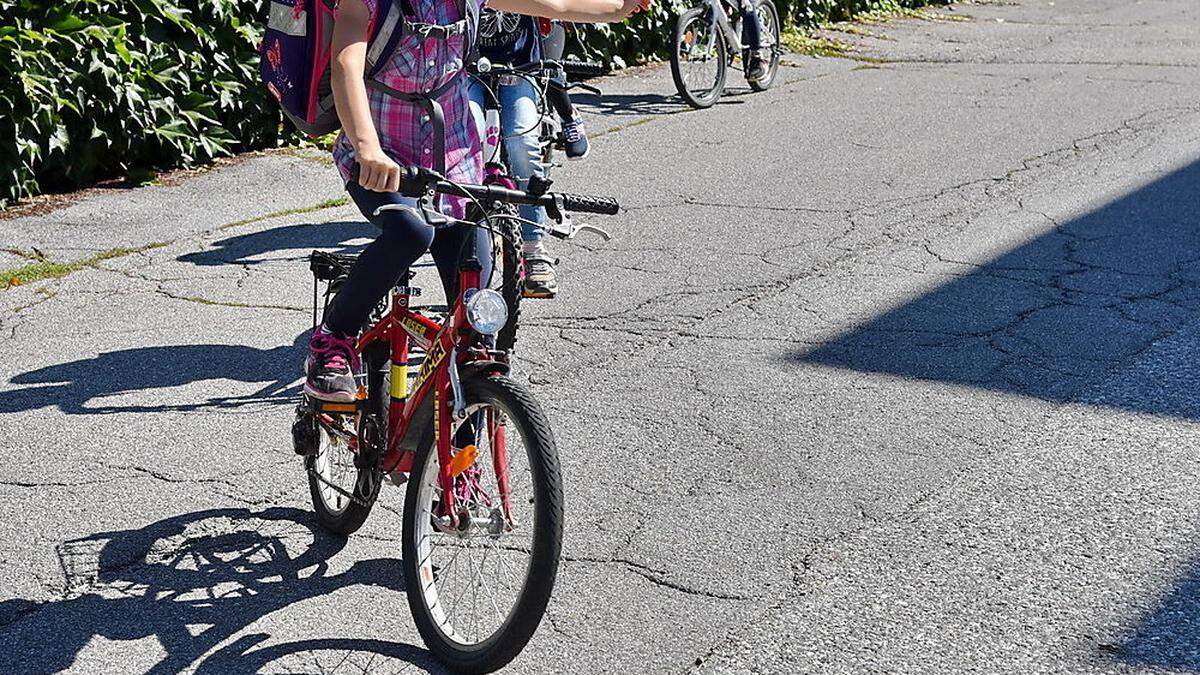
[1,0,949,206]
[0,0,287,206]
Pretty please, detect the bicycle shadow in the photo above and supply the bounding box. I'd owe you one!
[574,92,689,116]
[0,507,438,674]
[0,332,310,415]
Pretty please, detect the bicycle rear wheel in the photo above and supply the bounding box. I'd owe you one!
[305,344,386,535]
[671,6,728,109]
[401,374,562,673]
[748,0,781,92]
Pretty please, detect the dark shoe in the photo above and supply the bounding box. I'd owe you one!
[562,119,589,161]
[304,326,359,402]
[522,244,559,299]
[746,53,768,83]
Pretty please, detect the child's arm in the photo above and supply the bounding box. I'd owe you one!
[331,0,402,192]
[488,0,650,24]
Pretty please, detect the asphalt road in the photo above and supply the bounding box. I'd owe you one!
[2,0,1200,672]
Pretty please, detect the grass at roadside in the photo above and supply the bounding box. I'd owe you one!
[0,242,169,290]
[0,195,351,292]
[783,3,970,60]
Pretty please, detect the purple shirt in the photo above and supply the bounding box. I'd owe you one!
[332,0,484,220]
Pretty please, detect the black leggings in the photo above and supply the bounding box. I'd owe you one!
[740,0,762,51]
[324,182,493,337]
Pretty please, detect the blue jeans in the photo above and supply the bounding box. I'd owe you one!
[467,75,546,244]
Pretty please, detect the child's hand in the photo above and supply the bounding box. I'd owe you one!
[357,147,402,192]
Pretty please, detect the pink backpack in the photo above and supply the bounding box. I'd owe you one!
[260,0,478,136]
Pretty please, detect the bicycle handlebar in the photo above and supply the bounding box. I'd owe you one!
[350,164,621,218]
[469,58,608,80]
[560,60,608,78]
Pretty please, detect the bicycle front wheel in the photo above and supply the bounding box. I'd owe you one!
[671,6,728,109]
[401,374,563,673]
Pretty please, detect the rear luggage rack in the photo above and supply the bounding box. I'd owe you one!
[310,250,359,282]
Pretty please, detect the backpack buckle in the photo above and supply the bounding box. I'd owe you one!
[411,21,466,40]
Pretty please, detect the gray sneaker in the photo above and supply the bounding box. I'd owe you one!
[522,247,558,299]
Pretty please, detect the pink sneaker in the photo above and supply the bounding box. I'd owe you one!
[303,326,359,402]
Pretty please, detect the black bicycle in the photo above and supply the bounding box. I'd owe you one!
[670,0,781,108]
[467,56,610,352]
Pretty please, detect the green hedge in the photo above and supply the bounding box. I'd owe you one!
[2,0,945,207]
[0,0,283,206]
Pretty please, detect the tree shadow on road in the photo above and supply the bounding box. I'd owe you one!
[0,332,310,415]
[0,507,439,674]
[1110,559,1200,670]
[790,157,1200,420]
[1,215,449,416]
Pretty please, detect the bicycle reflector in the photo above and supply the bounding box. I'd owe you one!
[465,289,508,335]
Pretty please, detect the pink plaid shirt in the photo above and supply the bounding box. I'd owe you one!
[332,0,485,220]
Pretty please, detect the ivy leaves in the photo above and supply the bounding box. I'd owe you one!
[0,0,285,205]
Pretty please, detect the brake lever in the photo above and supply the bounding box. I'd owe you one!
[573,223,612,241]
[374,197,453,227]
[547,213,611,241]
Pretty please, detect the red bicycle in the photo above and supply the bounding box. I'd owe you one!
[292,166,618,673]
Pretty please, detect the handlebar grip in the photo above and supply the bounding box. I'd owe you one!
[560,193,620,216]
[560,60,608,78]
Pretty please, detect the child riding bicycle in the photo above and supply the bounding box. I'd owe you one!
[305,0,649,403]
[467,13,588,299]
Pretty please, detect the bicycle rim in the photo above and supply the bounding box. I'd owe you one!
[749,0,781,91]
[673,9,727,108]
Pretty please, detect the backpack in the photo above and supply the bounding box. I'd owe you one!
[261,0,479,137]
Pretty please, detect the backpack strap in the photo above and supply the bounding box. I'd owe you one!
[366,0,416,77]
[459,0,480,64]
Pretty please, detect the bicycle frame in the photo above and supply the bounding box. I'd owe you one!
[350,255,511,528]
[701,0,744,54]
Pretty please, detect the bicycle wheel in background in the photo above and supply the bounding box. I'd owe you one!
[671,6,728,109]
[401,374,563,673]
[748,0,781,92]
[490,207,523,353]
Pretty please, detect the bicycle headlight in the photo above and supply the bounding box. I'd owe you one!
[465,289,508,335]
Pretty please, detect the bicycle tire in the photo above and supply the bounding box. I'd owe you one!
[747,0,781,92]
[401,374,563,673]
[670,6,728,109]
[494,209,523,354]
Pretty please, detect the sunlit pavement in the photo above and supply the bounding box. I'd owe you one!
[2,1,1200,671]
